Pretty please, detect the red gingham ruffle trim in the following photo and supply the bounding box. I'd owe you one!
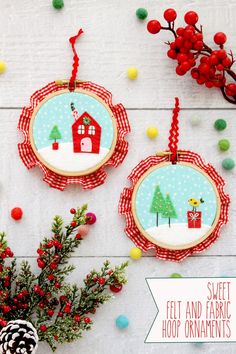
[18,81,130,190]
[119,151,230,262]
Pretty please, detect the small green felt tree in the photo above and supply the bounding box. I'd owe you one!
[150,185,166,227]
[162,193,178,228]
[49,125,62,142]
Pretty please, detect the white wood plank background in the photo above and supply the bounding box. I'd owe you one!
[0,1,236,353]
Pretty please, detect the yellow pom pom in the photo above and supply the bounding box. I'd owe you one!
[127,67,138,80]
[146,126,158,139]
[129,247,142,260]
[0,61,6,74]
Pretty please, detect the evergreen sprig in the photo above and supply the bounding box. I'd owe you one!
[0,206,128,351]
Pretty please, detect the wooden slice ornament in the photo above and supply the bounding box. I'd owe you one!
[119,98,230,262]
[18,29,130,190]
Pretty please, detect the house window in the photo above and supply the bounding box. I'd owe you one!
[78,125,85,134]
[88,126,95,135]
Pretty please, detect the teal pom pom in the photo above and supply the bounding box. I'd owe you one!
[218,139,230,151]
[116,315,129,329]
[214,119,227,131]
[136,8,148,20]
[52,0,64,9]
[222,158,235,170]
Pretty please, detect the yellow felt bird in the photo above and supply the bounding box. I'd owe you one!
[188,197,204,211]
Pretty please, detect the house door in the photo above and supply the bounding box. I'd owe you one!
[81,137,92,152]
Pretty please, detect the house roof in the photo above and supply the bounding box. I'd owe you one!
[72,112,101,129]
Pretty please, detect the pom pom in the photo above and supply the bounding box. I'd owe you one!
[218,139,230,151]
[127,67,138,80]
[136,8,148,20]
[86,212,97,225]
[129,247,142,260]
[190,117,201,126]
[170,273,182,278]
[77,224,89,236]
[0,61,6,74]
[0,320,38,354]
[52,0,64,9]
[11,207,23,220]
[222,158,235,170]
[214,119,227,131]
[110,284,123,293]
[146,126,158,139]
[115,315,129,329]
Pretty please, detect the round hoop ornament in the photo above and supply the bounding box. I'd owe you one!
[18,30,130,190]
[119,99,230,262]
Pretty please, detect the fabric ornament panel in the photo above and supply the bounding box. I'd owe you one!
[119,98,230,262]
[18,29,130,190]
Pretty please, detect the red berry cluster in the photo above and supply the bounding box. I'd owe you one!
[147,9,236,104]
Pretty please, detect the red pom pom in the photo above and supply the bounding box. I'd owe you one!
[214,32,227,45]
[164,8,177,22]
[184,11,199,25]
[147,20,162,34]
[11,207,23,221]
[110,284,123,293]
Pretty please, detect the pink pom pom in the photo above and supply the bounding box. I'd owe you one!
[77,225,89,237]
[86,212,97,225]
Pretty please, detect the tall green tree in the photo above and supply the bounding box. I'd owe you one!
[49,125,62,142]
[162,193,178,227]
[150,185,166,227]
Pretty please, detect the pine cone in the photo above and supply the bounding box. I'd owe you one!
[0,320,38,354]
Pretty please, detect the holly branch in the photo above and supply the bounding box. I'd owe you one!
[0,206,128,351]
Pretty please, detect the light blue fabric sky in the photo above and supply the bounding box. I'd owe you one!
[135,164,217,229]
[32,92,114,150]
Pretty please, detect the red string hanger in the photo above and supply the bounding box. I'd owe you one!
[168,97,180,163]
[69,28,84,90]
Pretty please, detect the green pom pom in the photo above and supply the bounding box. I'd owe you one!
[214,119,227,131]
[218,139,230,151]
[52,0,64,9]
[136,8,148,20]
[222,158,235,170]
[170,273,182,278]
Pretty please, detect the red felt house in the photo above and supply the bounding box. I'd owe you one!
[71,112,101,154]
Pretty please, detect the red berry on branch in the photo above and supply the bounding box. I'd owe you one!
[184,29,194,40]
[46,240,54,249]
[209,54,219,66]
[55,282,61,289]
[47,309,54,316]
[222,57,232,67]
[177,53,188,63]
[217,49,227,59]
[184,11,199,25]
[163,8,177,22]
[225,83,236,96]
[98,277,106,285]
[50,262,58,270]
[176,65,186,76]
[184,40,193,50]
[74,314,81,322]
[84,317,91,324]
[176,27,185,36]
[34,285,41,293]
[70,221,77,228]
[75,233,82,240]
[199,63,210,75]
[194,41,203,51]
[70,208,76,214]
[214,32,227,45]
[2,305,11,313]
[205,81,214,88]
[37,258,46,269]
[180,61,191,72]
[11,207,23,221]
[64,303,71,313]
[175,36,184,47]
[147,20,162,34]
[40,325,47,332]
[37,248,45,257]
[196,33,203,41]
[167,49,177,59]
[217,64,224,71]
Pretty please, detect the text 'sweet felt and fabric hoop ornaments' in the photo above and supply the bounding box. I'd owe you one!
[18,29,130,190]
[119,98,230,262]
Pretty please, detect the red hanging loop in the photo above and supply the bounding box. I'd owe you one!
[69,28,84,91]
[168,97,180,163]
